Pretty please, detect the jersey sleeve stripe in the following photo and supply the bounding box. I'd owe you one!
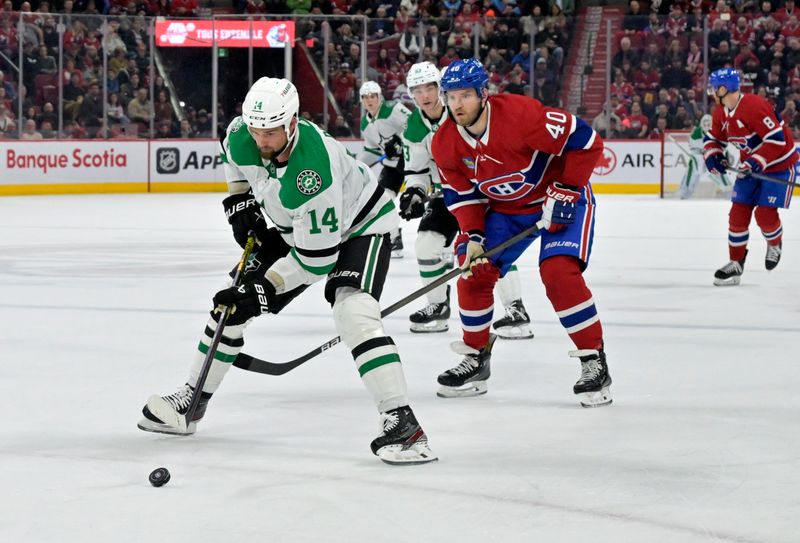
[289,247,336,275]
[350,185,385,228]
[562,116,592,154]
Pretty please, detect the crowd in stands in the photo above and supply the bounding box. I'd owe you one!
[0,0,204,139]
[592,0,800,142]
[299,0,572,131]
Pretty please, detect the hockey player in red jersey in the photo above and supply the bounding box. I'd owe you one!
[704,68,798,285]
[430,59,612,407]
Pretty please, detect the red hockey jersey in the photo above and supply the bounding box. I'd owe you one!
[430,94,604,233]
[703,93,798,173]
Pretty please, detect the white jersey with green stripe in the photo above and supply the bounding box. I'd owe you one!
[357,100,411,169]
[219,117,398,293]
[402,106,447,193]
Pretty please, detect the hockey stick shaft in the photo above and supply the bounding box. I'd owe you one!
[184,235,255,426]
[233,220,544,376]
[667,133,800,189]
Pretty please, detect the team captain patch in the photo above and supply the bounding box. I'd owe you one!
[296,169,323,195]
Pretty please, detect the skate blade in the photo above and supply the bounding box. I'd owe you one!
[391,250,404,259]
[410,321,449,333]
[146,395,189,432]
[137,417,196,436]
[713,276,741,286]
[376,443,439,465]
[436,381,488,398]
[577,386,613,408]
[494,324,534,340]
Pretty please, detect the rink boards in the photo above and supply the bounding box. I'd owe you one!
[2,138,798,196]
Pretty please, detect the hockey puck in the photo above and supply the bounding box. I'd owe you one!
[149,467,171,487]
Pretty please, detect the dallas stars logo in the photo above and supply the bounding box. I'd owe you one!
[296,169,323,195]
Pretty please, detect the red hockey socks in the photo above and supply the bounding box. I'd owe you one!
[456,271,499,350]
[754,206,782,246]
[728,203,755,261]
[540,256,603,350]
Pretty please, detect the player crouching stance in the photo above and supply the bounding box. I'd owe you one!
[430,59,611,407]
[137,78,436,465]
[704,68,797,285]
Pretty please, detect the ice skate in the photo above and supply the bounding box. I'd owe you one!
[137,384,211,435]
[390,229,404,258]
[492,299,533,340]
[409,285,450,333]
[370,406,438,465]
[765,242,781,271]
[437,334,497,398]
[714,250,747,286]
[571,349,612,408]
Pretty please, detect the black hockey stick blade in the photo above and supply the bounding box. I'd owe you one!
[233,220,544,376]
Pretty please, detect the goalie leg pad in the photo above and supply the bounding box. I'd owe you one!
[334,288,408,413]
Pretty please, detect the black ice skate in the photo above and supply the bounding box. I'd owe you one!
[765,242,782,271]
[714,250,747,286]
[137,384,212,435]
[409,285,450,333]
[492,299,534,340]
[370,406,438,465]
[437,334,497,398]
[390,229,404,259]
[571,349,612,408]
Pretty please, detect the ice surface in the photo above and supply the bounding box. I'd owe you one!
[1,193,798,543]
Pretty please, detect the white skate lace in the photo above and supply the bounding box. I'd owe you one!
[417,302,443,317]
[502,304,525,322]
[165,385,193,411]
[578,359,601,384]
[766,245,781,263]
[381,411,400,433]
[449,355,479,377]
[719,260,743,274]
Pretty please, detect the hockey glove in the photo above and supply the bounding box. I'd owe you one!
[455,231,499,280]
[213,277,278,325]
[399,186,427,220]
[704,153,729,176]
[383,134,403,160]
[223,191,271,249]
[737,156,763,179]
[542,182,582,233]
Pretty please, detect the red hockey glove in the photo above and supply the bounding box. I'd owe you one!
[542,182,582,233]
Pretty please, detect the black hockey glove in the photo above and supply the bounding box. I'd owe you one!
[398,186,427,220]
[383,134,403,160]
[213,277,278,325]
[222,191,271,248]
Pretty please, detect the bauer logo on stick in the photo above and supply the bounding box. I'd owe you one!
[296,169,323,195]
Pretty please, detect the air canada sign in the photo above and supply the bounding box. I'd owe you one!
[155,19,295,48]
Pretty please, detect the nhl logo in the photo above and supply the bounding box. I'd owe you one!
[156,147,180,174]
[296,169,323,195]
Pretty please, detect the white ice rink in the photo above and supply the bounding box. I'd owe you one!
[1,193,799,543]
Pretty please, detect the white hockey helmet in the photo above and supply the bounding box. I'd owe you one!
[359,81,383,99]
[700,113,712,133]
[406,61,441,90]
[242,77,299,133]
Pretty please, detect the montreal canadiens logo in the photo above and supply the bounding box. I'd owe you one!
[478,172,532,201]
[593,148,617,176]
[296,169,323,194]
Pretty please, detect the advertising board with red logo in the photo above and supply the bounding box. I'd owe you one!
[588,140,660,193]
[155,19,295,48]
[1,140,149,193]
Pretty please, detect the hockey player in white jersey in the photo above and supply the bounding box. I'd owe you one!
[399,61,534,338]
[679,114,737,199]
[358,81,411,258]
[138,78,436,465]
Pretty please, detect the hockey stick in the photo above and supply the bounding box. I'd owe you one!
[369,154,387,167]
[667,133,800,189]
[184,235,256,427]
[233,220,544,376]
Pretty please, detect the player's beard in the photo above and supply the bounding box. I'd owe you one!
[454,107,482,129]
